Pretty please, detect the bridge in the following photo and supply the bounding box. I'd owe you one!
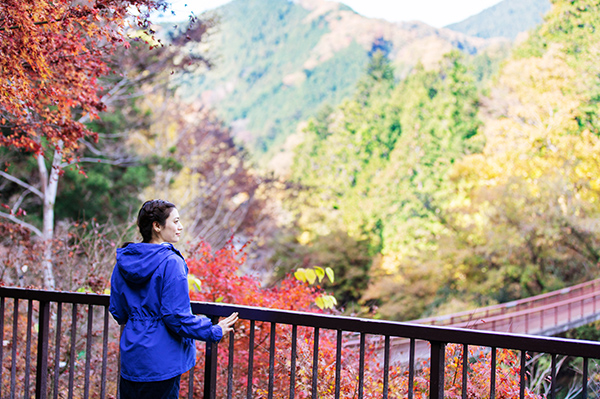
[410,278,600,336]
[357,278,600,365]
[2,280,600,398]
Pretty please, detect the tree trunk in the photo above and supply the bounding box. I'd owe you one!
[38,144,62,289]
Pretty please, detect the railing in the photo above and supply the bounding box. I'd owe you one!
[2,286,600,399]
[445,290,600,335]
[412,278,600,329]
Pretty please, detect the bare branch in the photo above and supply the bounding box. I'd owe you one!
[0,170,44,199]
[96,132,131,139]
[0,211,43,237]
[60,156,140,168]
[96,77,131,109]
[0,19,54,32]
[80,156,139,166]
[79,138,105,156]
[99,74,167,108]
[11,189,31,214]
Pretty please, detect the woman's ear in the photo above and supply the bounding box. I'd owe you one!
[152,221,161,233]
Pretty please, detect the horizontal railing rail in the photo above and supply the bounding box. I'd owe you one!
[444,289,600,334]
[412,278,600,326]
[191,300,600,357]
[2,286,600,399]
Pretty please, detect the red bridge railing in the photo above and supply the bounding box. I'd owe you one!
[411,278,600,335]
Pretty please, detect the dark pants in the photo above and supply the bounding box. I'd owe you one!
[119,375,181,399]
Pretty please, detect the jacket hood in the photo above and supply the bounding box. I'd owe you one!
[116,242,183,284]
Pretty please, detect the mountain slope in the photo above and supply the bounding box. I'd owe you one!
[175,0,502,160]
[282,0,600,320]
[445,0,552,39]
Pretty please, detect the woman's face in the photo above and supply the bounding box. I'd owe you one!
[153,208,183,244]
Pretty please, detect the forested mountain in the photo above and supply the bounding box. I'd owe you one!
[277,0,600,321]
[6,0,599,331]
[173,0,503,159]
[446,0,552,39]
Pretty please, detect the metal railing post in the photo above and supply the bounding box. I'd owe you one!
[204,317,219,399]
[36,300,50,399]
[430,341,445,399]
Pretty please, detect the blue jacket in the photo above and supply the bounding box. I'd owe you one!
[109,242,222,382]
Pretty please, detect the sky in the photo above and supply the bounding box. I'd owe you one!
[157,0,504,28]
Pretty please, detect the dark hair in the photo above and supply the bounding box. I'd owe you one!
[137,199,176,243]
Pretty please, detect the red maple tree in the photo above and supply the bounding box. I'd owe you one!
[0,0,165,154]
[0,0,167,288]
[184,239,546,398]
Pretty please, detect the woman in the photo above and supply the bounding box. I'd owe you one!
[109,199,238,398]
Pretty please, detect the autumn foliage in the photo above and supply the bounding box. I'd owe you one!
[0,234,549,398]
[0,0,165,155]
[181,238,543,398]
[187,239,322,309]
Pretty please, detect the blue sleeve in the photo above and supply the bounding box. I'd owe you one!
[109,267,128,325]
[160,257,223,342]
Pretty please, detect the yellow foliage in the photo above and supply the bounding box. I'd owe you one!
[297,231,312,245]
[378,253,403,274]
[314,294,337,310]
[456,45,599,188]
[294,266,337,309]
[188,274,202,292]
[448,37,600,270]
[294,266,335,285]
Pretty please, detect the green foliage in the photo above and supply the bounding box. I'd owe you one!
[287,51,483,318]
[0,141,152,228]
[284,0,600,322]
[250,42,369,155]
[177,0,370,157]
[168,0,509,161]
[54,92,159,224]
[292,50,482,251]
[564,321,600,342]
[355,50,395,103]
[426,0,600,314]
[514,0,600,60]
[519,0,600,136]
[56,164,152,223]
[466,43,513,86]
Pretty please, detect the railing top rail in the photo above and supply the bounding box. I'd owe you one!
[4,286,600,359]
[0,285,109,305]
[412,278,600,324]
[190,302,600,359]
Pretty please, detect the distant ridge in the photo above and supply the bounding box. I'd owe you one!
[175,0,503,159]
[445,0,552,39]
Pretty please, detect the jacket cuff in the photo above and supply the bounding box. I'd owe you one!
[212,324,223,342]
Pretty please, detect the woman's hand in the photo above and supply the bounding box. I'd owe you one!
[218,312,239,335]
